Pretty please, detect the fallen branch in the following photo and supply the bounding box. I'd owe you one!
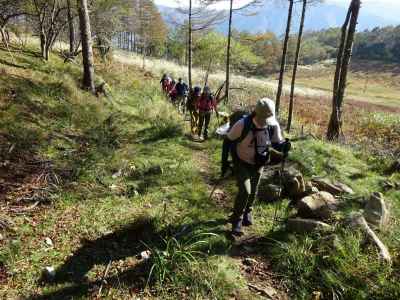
[97,260,112,297]
[7,201,40,214]
[350,213,391,264]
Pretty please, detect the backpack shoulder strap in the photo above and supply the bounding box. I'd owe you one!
[237,116,253,144]
[267,125,275,139]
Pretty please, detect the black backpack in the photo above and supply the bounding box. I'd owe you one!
[221,112,275,168]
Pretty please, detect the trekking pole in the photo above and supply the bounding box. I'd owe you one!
[207,167,231,202]
[272,151,287,230]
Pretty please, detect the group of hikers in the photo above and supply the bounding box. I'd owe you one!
[160,74,218,140]
[160,74,291,236]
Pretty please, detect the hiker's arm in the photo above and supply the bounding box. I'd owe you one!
[227,120,243,141]
[271,124,284,144]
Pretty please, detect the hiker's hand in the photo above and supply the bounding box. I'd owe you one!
[282,139,291,157]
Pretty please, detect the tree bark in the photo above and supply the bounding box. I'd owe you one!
[77,0,95,93]
[327,0,361,140]
[225,0,234,104]
[287,0,307,132]
[0,26,6,45]
[275,0,294,117]
[188,0,193,90]
[67,0,75,54]
[40,31,48,60]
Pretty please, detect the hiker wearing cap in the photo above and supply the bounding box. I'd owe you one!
[196,86,217,140]
[222,98,290,236]
[187,86,202,135]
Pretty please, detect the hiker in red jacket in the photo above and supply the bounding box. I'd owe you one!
[160,74,171,94]
[196,86,217,140]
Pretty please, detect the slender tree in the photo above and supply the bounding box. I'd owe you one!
[174,1,224,90]
[188,0,193,90]
[66,0,75,54]
[275,0,294,116]
[225,0,234,103]
[77,0,95,92]
[327,0,361,140]
[287,0,307,132]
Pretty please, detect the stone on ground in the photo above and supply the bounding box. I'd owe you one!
[297,191,338,220]
[282,168,306,199]
[364,192,390,229]
[349,212,391,264]
[257,182,281,202]
[311,178,354,195]
[287,218,332,233]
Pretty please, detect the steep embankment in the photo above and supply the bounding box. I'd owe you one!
[1,47,399,299]
[0,46,276,299]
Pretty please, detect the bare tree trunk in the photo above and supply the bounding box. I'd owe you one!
[327,0,361,140]
[287,0,307,132]
[67,0,75,54]
[78,0,95,93]
[225,0,234,103]
[40,31,47,60]
[188,0,193,90]
[275,0,294,117]
[0,26,6,45]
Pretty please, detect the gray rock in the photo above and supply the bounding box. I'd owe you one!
[257,182,281,202]
[258,167,306,201]
[287,218,332,233]
[305,181,319,195]
[297,191,338,220]
[332,181,354,195]
[282,168,306,199]
[364,192,390,229]
[311,178,354,195]
[349,212,391,264]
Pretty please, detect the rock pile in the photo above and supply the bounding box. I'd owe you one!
[257,166,392,263]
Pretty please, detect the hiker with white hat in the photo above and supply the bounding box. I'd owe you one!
[221,98,291,236]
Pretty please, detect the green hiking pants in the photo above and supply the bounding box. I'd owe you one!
[231,160,263,222]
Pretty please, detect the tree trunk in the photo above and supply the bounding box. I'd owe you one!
[225,0,234,104]
[188,0,193,90]
[78,0,95,93]
[67,0,75,54]
[327,0,361,140]
[0,26,6,45]
[40,31,47,60]
[275,0,294,117]
[287,0,307,132]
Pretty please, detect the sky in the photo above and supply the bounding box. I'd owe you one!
[154,0,400,13]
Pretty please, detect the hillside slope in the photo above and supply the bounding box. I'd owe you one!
[1,47,399,299]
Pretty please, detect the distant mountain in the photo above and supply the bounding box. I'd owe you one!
[158,2,399,36]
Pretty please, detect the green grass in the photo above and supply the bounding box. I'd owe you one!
[0,46,253,299]
[1,45,400,300]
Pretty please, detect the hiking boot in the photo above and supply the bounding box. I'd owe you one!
[242,211,253,227]
[231,219,243,236]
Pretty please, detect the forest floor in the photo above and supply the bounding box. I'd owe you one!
[0,45,400,299]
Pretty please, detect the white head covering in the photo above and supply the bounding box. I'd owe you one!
[255,97,279,126]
